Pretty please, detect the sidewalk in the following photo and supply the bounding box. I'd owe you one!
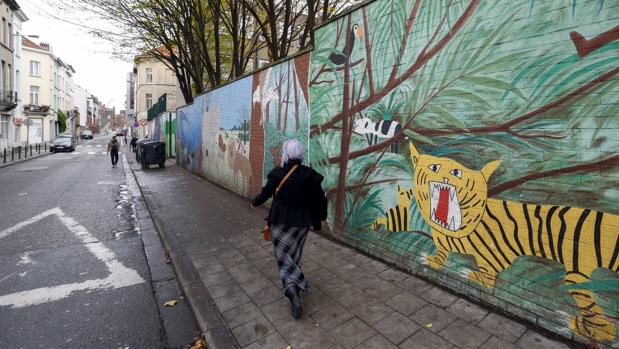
[0,148,51,169]
[127,157,580,349]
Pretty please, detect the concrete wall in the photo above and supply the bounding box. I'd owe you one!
[176,0,619,345]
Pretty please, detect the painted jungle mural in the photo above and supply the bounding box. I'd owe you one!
[177,95,204,173]
[150,113,177,157]
[200,78,254,196]
[252,56,311,183]
[309,0,619,345]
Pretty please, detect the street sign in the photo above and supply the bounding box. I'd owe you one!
[139,119,147,126]
[25,118,33,126]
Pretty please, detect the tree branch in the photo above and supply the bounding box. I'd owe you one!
[310,0,480,136]
[488,154,619,196]
[326,65,619,164]
[309,59,364,86]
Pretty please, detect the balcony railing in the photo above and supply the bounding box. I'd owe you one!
[24,104,51,114]
[0,90,17,111]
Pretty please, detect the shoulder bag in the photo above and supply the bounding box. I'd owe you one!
[262,164,299,241]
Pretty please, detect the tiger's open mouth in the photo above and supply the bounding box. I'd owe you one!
[429,181,462,231]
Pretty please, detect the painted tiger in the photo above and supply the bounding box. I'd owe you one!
[409,143,619,342]
[373,185,414,232]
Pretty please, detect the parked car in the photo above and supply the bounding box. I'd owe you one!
[50,137,75,152]
[58,132,73,139]
[81,130,93,139]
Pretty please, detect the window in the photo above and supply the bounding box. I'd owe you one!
[14,125,20,144]
[146,93,153,108]
[7,23,11,49]
[7,63,11,91]
[146,68,153,83]
[0,115,8,139]
[2,18,6,46]
[29,61,40,76]
[29,85,39,105]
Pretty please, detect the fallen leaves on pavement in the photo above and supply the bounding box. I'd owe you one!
[163,300,178,307]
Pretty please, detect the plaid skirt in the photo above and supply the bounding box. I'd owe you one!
[271,224,310,291]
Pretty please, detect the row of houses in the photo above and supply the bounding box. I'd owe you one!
[0,0,113,150]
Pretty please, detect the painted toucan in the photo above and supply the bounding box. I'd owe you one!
[328,23,363,66]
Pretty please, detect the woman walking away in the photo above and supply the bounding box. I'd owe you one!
[252,139,328,319]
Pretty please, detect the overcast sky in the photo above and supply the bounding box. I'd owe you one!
[20,0,132,112]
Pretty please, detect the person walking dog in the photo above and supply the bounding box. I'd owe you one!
[251,139,328,318]
[107,135,121,168]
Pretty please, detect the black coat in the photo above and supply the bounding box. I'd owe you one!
[252,161,328,229]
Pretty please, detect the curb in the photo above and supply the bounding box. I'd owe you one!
[122,155,240,349]
[0,151,52,169]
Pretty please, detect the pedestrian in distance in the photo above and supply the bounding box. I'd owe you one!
[107,135,121,168]
[130,134,138,152]
[123,132,128,146]
[251,139,328,319]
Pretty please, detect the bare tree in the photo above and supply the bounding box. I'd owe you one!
[240,0,358,60]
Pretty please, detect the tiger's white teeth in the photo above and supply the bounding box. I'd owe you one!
[428,181,462,232]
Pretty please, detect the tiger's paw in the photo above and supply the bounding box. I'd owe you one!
[427,255,445,270]
[468,270,496,288]
[570,314,616,342]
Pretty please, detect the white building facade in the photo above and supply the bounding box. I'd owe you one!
[9,4,26,148]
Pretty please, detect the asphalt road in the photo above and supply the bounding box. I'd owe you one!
[0,135,179,348]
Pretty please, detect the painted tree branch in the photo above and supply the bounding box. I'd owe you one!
[387,0,422,83]
[310,0,480,137]
[326,178,407,199]
[488,154,619,196]
[334,16,354,229]
[326,65,619,164]
[309,59,364,86]
[361,7,375,96]
[570,25,619,58]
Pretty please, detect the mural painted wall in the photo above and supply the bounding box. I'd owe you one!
[252,56,311,183]
[176,53,312,198]
[150,113,177,157]
[201,78,254,196]
[309,0,619,346]
[177,95,204,173]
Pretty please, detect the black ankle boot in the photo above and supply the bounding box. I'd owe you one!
[285,285,303,319]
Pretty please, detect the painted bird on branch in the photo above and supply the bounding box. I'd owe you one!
[329,23,363,66]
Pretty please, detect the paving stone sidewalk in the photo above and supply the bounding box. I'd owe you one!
[129,159,580,349]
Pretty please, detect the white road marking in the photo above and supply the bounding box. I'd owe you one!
[16,252,33,266]
[101,152,107,155]
[73,152,81,154]
[88,152,95,155]
[17,193,27,196]
[96,145,102,147]
[0,207,145,308]
[76,145,82,148]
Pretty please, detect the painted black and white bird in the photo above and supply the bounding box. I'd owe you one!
[328,23,364,66]
[354,117,402,153]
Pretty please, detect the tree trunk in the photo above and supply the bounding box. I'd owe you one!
[293,62,300,129]
[334,17,353,231]
[283,62,291,131]
[276,73,284,130]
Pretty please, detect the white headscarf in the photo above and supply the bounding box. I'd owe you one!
[281,139,304,167]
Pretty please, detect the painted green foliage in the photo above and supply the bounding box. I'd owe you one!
[309,0,619,343]
[253,58,310,182]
